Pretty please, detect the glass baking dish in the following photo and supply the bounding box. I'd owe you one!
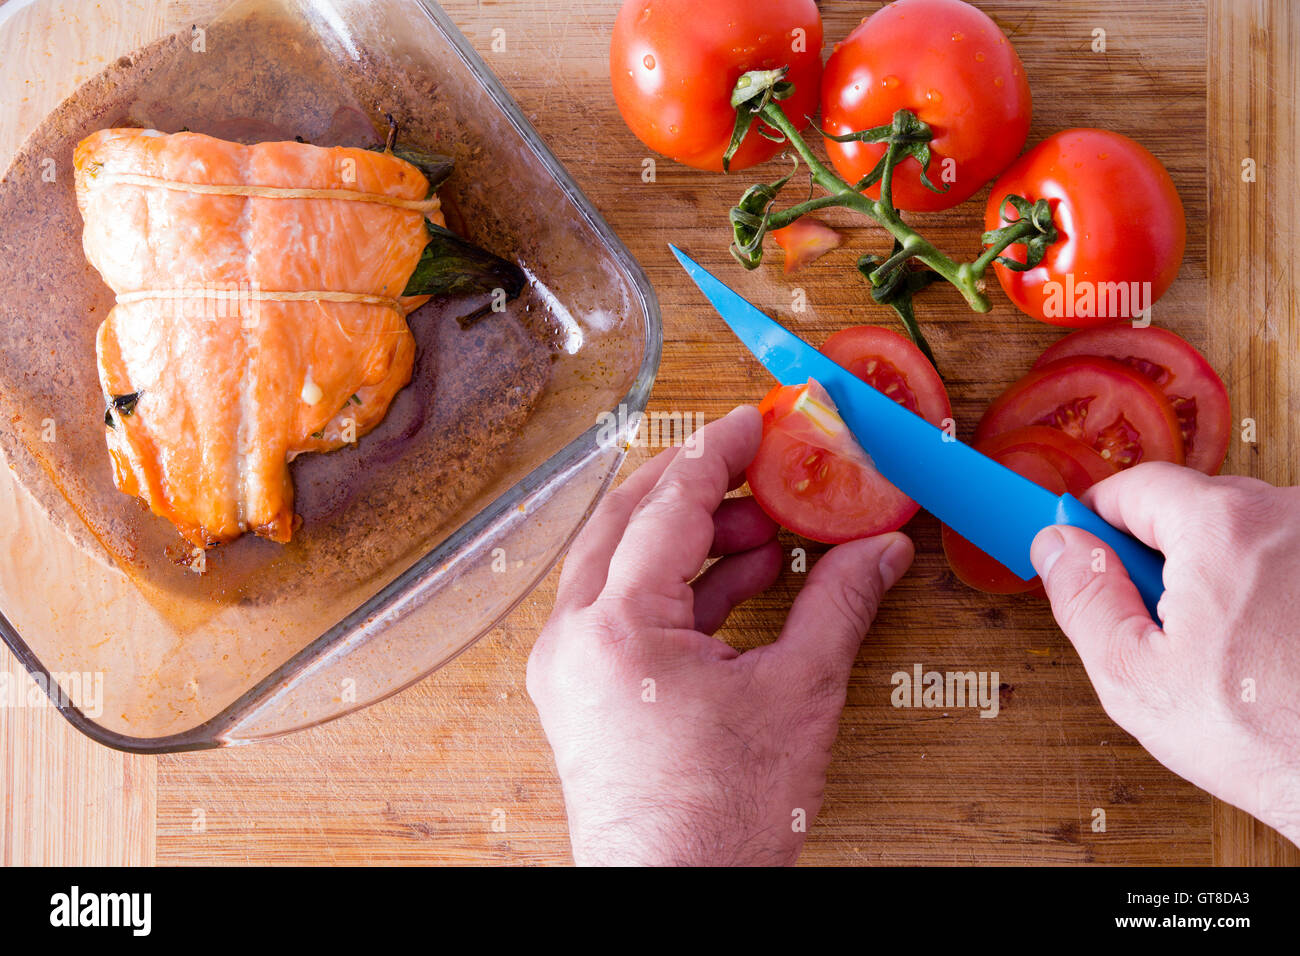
[0,0,660,751]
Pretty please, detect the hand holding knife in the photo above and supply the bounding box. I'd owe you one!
[670,244,1166,621]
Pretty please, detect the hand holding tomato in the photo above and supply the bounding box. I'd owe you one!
[527,406,913,864]
[1031,463,1300,847]
[748,326,951,543]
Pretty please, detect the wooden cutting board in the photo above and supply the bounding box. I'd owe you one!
[3,0,1297,866]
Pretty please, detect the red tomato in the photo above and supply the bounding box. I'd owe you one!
[976,356,1185,468]
[771,218,843,274]
[820,0,1031,212]
[942,427,1116,594]
[610,0,823,172]
[986,129,1186,327]
[747,326,951,543]
[1033,322,1230,474]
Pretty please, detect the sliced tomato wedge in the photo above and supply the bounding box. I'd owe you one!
[1033,322,1230,474]
[747,326,951,544]
[771,218,843,275]
[942,426,1118,594]
[975,356,1185,468]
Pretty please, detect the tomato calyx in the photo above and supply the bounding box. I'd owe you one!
[730,153,805,269]
[814,107,948,198]
[723,67,796,173]
[730,67,796,110]
[979,194,1059,273]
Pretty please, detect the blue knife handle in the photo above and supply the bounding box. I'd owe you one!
[1054,494,1165,622]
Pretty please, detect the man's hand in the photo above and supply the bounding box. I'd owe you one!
[527,405,913,865]
[1031,462,1300,846]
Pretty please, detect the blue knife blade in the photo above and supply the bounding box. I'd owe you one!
[670,244,1165,620]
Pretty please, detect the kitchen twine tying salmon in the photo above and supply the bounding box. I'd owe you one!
[89,171,443,214]
[115,288,405,311]
[94,172,430,323]
[114,288,411,343]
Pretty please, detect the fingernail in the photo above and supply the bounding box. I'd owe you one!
[1031,528,1066,580]
[728,403,760,425]
[878,535,913,589]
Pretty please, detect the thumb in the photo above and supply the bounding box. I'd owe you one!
[1031,526,1162,687]
[773,532,913,681]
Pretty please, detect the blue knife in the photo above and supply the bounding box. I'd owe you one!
[669,244,1165,620]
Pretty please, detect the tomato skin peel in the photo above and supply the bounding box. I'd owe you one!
[783,380,874,471]
[771,218,843,274]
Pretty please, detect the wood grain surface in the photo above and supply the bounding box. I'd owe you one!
[1206,0,1300,867]
[2,0,1296,866]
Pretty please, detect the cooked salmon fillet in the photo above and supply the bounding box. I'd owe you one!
[74,128,443,548]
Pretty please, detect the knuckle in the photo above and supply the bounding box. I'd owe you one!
[1099,634,1149,692]
[526,605,631,699]
[587,595,641,642]
[1183,483,1277,554]
[599,483,636,516]
[525,627,559,700]
[1051,559,1113,638]
[631,474,693,519]
[821,574,882,639]
[524,649,547,701]
[1189,482,1255,527]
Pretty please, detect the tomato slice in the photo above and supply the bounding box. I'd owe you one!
[942,426,1117,594]
[1032,322,1230,474]
[747,326,951,544]
[771,218,843,274]
[976,356,1185,468]
[977,425,1117,489]
[750,380,919,544]
[820,325,952,425]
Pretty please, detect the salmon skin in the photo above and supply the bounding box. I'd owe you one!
[74,128,448,549]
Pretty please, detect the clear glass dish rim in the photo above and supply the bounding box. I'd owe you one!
[0,0,663,754]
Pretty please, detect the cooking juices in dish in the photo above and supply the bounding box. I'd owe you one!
[0,0,657,745]
[75,128,522,548]
[0,9,573,626]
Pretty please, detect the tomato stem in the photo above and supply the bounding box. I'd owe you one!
[726,70,1062,361]
[750,99,990,312]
